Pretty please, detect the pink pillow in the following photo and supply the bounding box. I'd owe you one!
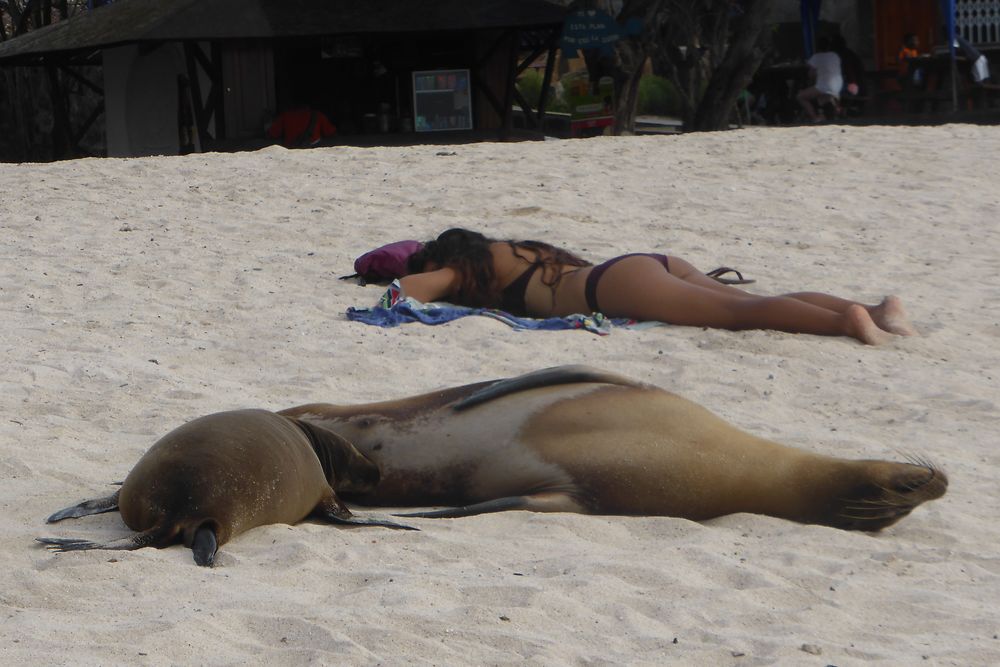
[353,240,423,282]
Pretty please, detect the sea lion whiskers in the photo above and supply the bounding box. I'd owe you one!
[831,460,947,529]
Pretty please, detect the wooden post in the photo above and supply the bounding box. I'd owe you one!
[44,60,73,159]
[500,30,518,139]
[537,30,558,126]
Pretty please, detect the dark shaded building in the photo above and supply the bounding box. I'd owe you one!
[0,0,567,157]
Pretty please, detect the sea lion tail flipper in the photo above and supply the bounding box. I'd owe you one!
[313,493,419,531]
[395,492,584,518]
[35,523,171,553]
[45,490,121,523]
[191,525,218,567]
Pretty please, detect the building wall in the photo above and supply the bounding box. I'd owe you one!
[104,44,184,157]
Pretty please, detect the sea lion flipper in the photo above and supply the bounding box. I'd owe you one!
[326,514,420,531]
[313,493,418,531]
[395,492,585,518]
[35,525,167,553]
[453,365,640,412]
[45,490,121,523]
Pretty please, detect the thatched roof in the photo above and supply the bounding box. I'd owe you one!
[0,0,567,64]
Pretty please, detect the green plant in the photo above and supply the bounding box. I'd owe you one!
[516,69,569,114]
[637,75,683,117]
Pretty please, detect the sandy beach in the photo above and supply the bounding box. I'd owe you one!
[2,125,998,665]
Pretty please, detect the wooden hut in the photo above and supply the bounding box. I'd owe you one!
[0,0,567,157]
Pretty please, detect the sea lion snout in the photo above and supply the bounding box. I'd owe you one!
[827,461,948,531]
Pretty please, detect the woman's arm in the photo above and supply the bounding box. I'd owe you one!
[398,267,460,303]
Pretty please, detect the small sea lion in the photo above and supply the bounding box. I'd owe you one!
[38,409,415,566]
[280,366,947,530]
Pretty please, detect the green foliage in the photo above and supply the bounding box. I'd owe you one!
[517,71,684,119]
[516,69,569,114]
[637,75,683,117]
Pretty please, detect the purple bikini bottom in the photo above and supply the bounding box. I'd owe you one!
[584,253,670,313]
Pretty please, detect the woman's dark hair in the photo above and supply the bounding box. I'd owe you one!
[407,228,498,306]
[408,228,591,307]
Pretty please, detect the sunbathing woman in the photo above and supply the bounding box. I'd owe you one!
[398,228,916,345]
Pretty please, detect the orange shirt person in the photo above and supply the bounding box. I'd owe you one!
[897,33,920,77]
[267,106,336,148]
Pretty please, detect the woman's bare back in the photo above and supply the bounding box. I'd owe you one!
[489,243,593,318]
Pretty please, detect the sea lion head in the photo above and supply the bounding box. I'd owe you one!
[828,458,948,530]
[287,417,381,494]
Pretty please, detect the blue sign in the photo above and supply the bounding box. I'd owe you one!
[560,10,642,57]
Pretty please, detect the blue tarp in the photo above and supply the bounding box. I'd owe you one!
[800,0,821,58]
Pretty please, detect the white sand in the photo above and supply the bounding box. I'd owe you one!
[2,125,999,665]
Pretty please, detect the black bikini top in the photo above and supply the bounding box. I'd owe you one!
[498,262,541,316]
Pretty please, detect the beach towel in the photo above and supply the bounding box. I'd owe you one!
[347,299,629,335]
[346,280,637,335]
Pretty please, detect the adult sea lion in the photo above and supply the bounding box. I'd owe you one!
[280,366,947,530]
[38,409,415,566]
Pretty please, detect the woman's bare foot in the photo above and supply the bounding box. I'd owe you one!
[845,304,895,345]
[869,296,917,336]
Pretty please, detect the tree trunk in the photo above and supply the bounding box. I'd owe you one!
[690,0,772,131]
[611,0,668,134]
[650,0,773,132]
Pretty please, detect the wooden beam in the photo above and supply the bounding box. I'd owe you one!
[71,102,103,149]
[44,60,73,158]
[474,29,511,72]
[209,41,224,139]
[536,31,558,123]
[470,68,504,118]
[57,64,103,96]
[184,42,212,146]
[512,86,537,128]
[500,29,519,138]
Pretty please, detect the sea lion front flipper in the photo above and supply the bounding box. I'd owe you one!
[45,490,121,523]
[395,491,586,518]
[452,365,641,412]
[313,492,418,531]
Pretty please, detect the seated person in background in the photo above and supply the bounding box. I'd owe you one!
[796,37,843,122]
[397,227,916,345]
[833,34,864,97]
[897,33,925,88]
[267,103,337,148]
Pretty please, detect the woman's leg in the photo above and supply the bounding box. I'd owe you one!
[595,256,893,344]
[667,256,916,335]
